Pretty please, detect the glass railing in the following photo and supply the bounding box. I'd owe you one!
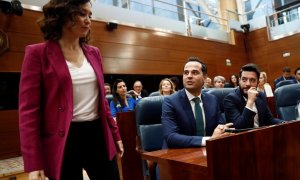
[226,2,300,40]
[21,0,230,43]
[226,4,274,33]
[129,0,185,21]
[266,4,300,40]
[97,0,230,43]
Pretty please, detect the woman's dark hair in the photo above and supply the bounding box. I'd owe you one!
[169,76,179,91]
[229,74,239,87]
[38,0,91,43]
[112,79,126,107]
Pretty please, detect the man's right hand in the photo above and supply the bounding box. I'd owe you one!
[211,123,233,139]
[247,87,258,102]
[29,170,46,180]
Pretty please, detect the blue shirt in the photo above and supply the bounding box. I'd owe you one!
[110,97,137,117]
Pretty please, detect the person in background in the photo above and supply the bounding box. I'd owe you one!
[274,66,296,88]
[110,79,137,119]
[162,57,232,149]
[224,64,283,129]
[18,1,123,179]
[104,83,112,95]
[294,67,300,84]
[159,78,176,96]
[130,80,148,100]
[203,77,213,89]
[257,72,273,97]
[213,76,225,88]
[228,74,239,88]
[170,76,180,91]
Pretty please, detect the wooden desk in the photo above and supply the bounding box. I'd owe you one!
[116,112,143,180]
[142,121,300,180]
[142,148,208,180]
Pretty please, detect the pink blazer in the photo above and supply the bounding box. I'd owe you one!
[19,41,121,179]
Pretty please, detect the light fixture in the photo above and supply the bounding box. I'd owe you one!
[282,52,290,58]
[226,59,232,66]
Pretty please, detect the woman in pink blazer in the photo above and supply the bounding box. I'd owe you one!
[19,0,124,179]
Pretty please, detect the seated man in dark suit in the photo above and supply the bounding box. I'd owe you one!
[129,80,148,100]
[274,66,296,88]
[224,63,284,129]
[294,66,300,84]
[162,57,232,148]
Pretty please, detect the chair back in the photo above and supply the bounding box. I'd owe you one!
[207,88,236,113]
[148,91,160,97]
[202,88,213,94]
[207,88,236,122]
[135,96,164,179]
[135,96,164,151]
[274,84,300,120]
[275,80,295,89]
[105,94,113,104]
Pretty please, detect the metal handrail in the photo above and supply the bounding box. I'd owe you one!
[270,3,300,15]
[130,0,228,22]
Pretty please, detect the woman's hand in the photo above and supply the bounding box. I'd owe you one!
[116,140,124,157]
[29,170,45,180]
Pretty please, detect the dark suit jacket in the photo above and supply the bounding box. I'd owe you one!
[141,89,149,97]
[223,88,283,129]
[19,41,121,179]
[161,89,225,148]
[274,76,296,87]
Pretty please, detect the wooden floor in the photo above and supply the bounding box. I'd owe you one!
[0,156,123,180]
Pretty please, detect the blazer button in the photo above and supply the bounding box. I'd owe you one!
[58,130,65,137]
[58,106,65,111]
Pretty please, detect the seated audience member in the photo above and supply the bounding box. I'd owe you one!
[224,64,284,129]
[170,76,180,91]
[203,77,213,89]
[228,74,239,88]
[274,66,296,88]
[159,78,176,96]
[294,66,300,84]
[130,80,148,100]
[257,72,273,97]
[214,76,225,88]
[110,79,137,119]
[104,83,112,95]
[162,57,232,149]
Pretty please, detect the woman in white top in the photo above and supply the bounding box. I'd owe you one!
[258,72,274,97]
[19,1,123,179]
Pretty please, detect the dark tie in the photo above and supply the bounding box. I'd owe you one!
[193,97,205,136]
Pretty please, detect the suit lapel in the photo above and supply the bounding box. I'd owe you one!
[180,89,196,132]
[46,41,73,108]
[201,93,208,119]
[82,45,104,96]
[255,94,264,123]
[82,45,101,78]
[82,45,107,116]
[236,88,247,107]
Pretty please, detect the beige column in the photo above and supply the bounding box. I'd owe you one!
[218,0,238,20]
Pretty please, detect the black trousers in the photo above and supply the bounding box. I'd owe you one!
[60,119,120,180]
